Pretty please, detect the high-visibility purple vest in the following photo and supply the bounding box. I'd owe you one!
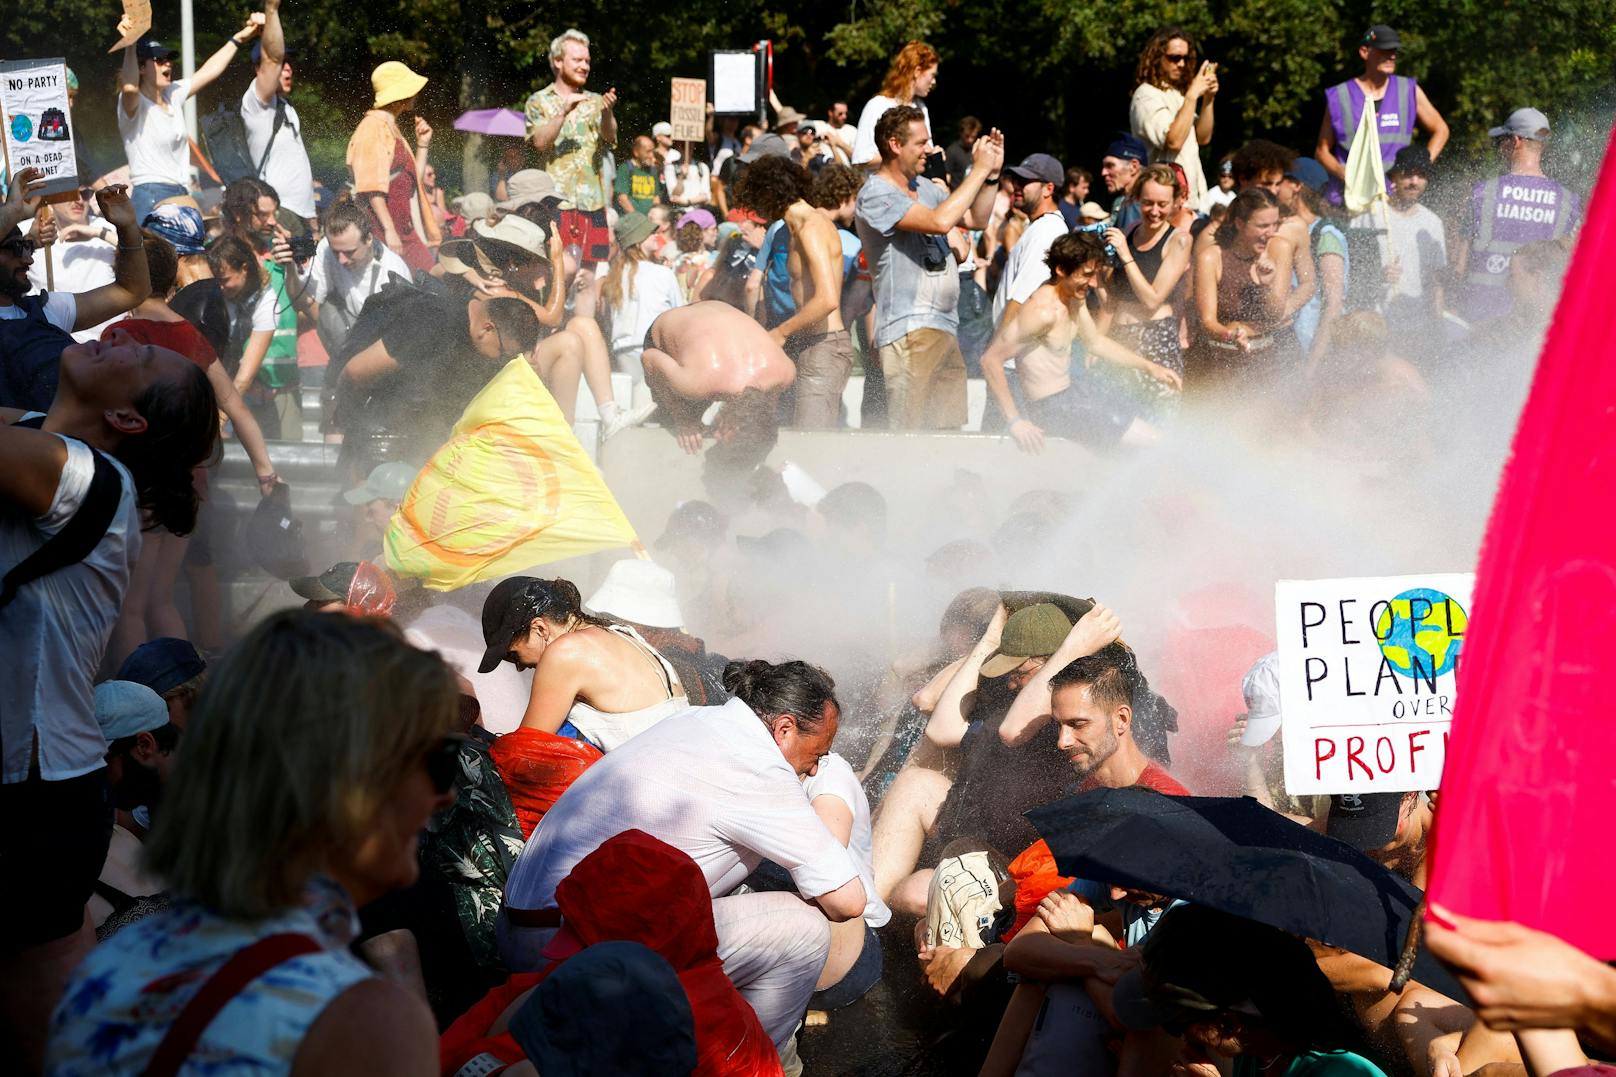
[1323,75,1418,203]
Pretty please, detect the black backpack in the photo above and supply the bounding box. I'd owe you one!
[0,416,122,611]
[200,95,286,186]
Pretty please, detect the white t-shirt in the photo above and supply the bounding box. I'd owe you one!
[1,428,141,783]
[403,605,533,736]
[27,235,116,343]
[1383,201,1447,327]
[606,261,685,354]
[667,159,713,206]
[505,697,860,911]
[241,84,316,219]
[304,239,412,320]
[852,96,932,166]
[993,210,1069,325]
[1130,82,1208,212]
[803,752,891,928]
[0,291,77,330]
[117,79,194,188]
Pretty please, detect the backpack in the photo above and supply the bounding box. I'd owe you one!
[200,96,286,186]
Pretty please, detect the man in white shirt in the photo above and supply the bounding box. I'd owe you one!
[1129,29,1218,212]
[25,190,117,343]
[275,201,410,354]
[1381,145,1447,339]
[992,152,1070,328]
[499,660,867,1050]
[241,0,316,227]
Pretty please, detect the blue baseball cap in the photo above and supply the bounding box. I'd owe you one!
[136,38,179,63]
[1105,132,1149,164]
[1284,157,1330,192]
[250,42,297,66]
[142,203,208,255]
[94,681,169,741]
[117,637,206,696]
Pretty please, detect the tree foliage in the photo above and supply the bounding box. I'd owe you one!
[4,0,1610,194]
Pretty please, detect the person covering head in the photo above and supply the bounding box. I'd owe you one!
[498,169,559,211]
[585,559,683,629]
[343,461,418,506]
[1488,106,1551,141]
[371,60,428,109]
[93,680,169,742]
[116,638,207,698]
[142,203,208,255]
[980,603,1074,677]
[509,940,698,1077]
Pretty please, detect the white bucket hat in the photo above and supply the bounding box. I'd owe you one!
[585,559,684,629]
[1239,651,1283,747]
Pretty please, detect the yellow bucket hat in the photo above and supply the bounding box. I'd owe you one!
[372,61,428,108]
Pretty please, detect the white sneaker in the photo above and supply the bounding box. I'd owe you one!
[600,400,656,440]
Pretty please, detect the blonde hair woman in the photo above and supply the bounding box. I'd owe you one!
[852,41,941,165]
[48,612,458,1076]
[599,211,684,376]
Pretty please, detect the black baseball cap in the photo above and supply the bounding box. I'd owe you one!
[478,576,544,673]
[250,42,298,66]
[136,39,179,62]
[1326,792,1403,850]
[655,499,728,549]
[1361,24,1401,50]
[289,562,360,604]
[117,637,206,696]
[1388,144,1432,177]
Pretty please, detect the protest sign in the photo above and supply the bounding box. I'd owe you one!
[1276,573,1473,795]
[0,59,79,200]
[109,0,153,52]
[711,50,760,115]
[670,78,706,142]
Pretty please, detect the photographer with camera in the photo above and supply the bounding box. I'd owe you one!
[1130,28,1218,212]
[271,200,411,357]
[854,105,1003,430]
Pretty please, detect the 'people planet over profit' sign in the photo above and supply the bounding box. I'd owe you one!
[1276,574,1473,795]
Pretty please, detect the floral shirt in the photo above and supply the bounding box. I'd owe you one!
[523,83,610,212]
[46,876,373,1076]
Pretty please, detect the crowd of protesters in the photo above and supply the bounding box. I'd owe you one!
[0,10,1607,1077]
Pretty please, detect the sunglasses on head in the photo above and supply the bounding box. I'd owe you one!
[422,735,465,795]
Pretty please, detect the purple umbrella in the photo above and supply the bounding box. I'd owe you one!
[453,108,527,137]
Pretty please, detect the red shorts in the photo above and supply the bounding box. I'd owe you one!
[557,208,611,265]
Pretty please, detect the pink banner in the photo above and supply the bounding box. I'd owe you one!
[1426,123,1616,957]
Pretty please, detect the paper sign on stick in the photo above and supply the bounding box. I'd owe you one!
[669,78,706,143]
[1276,573,1473,795]
[109,0,153,52]
[0,59,80,200]
[712,52,758,114]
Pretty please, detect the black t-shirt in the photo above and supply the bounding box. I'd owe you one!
[945,140,973,188]
[929,674,1079,858]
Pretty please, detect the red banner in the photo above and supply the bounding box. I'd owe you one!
[1426,124,1616,957]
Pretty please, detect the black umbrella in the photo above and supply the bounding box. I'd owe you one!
[1026,787,1467,1004]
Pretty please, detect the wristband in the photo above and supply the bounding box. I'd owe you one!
[117,242,144,252]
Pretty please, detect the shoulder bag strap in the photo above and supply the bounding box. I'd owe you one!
[0,428,123,611]
[256,94,287,179]
[142,933,324,1077]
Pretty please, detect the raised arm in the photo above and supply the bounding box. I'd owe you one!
[1000,604,1122,747]
[73,185,150,330]
[251,0,285,106]
[119,44,141,119]
[896,131,1004,235]
[925,604,1007,748]
[191,14,263,97]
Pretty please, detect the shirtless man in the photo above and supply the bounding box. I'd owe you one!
[736,155,855,427]
[642,301,795,467]
[980,232,1181,453]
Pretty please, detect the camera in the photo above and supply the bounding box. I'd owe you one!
[287,234,319,263]
[1073,221,1119,262]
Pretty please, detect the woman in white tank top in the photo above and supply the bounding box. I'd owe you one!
[477,576,687,751]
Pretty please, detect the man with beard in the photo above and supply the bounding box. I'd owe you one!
[89,681,181,932]
[1049,643,1188,795]
[0,172,151,411]
[992,153,1069,328]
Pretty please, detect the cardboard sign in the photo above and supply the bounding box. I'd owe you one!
[0,59,79,199]
[711,51,760,115]
[1276,573,1473,795]
[109,0,153,52]
[669,78,706,142]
